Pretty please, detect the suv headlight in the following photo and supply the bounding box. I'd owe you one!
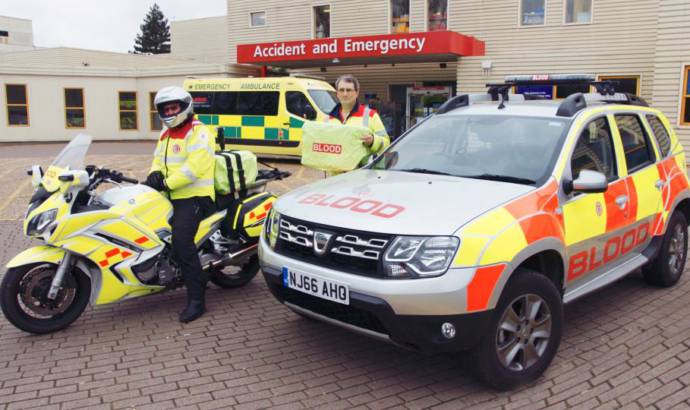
[264,208,280,249]
[27,208,58,236]
[383,236,460,278]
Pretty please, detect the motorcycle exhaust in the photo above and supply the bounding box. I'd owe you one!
[203,243,258,271]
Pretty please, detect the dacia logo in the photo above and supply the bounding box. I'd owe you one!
[313,231,332,256]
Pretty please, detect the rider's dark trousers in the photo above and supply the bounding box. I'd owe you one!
[170,196,215,301]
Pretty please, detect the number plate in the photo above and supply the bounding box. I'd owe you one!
[282,267,349,305]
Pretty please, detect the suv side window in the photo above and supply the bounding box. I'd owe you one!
[286,91,317,120]
[615,114,656,172]
[571,117,617,181]
[646,114,671,158]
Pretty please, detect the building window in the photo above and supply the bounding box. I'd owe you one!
[521,0,545,26]
[391,0,410,33]
[118,91,138,130]
[313,5,330,39]
[428,0,447,31]
[149,92,162,131]
[0,30,8,45]
[599,75,640,96]
[555,83,591,99]
[682,66,690,125]
[565,0,592,24]
[250,11,266,27]
[64,88,85,128]
[5,84,29,126]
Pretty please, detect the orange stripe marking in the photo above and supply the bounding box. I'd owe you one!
[467,264,506,312]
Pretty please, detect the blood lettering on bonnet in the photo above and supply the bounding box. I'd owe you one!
[298,194,405,219]
[312,143,342,154]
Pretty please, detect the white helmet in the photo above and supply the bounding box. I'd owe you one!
[154,86,194,128]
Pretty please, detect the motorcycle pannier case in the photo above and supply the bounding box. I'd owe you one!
[226,192,276,240]
[300,121,370,172]
[214,151,258,195]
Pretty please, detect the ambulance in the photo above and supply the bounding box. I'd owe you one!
[183,76,337,157]
[259,75,690,389]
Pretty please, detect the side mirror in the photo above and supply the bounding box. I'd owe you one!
[29,165,43,188]
[570,169,608,193]
[58,170,90,188]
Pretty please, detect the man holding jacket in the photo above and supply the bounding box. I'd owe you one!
[327,75,390,163]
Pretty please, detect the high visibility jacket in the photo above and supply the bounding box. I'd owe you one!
[150,118,215,200]
[327,102,390,157]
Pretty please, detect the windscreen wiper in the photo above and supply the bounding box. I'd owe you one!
[461,174,536,185]
[397,168,455,176]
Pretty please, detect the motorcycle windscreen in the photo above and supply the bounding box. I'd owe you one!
[42,134,92,192]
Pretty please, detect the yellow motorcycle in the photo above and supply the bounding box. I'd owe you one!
[1,134,288,334]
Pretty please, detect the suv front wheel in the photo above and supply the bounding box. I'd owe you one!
[467,269,563,390]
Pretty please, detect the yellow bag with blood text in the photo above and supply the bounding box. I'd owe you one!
[300,121,371,172]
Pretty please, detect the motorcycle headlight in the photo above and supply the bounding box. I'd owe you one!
[264,208,280,249]
[383,236,460,278]
[27,208,58,236]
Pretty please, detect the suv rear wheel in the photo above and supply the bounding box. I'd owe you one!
[643,211,688,287]
[467,269,563,390]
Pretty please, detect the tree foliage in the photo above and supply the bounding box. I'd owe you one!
[132,4,171,54]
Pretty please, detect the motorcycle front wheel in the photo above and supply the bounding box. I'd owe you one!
[210,255,260,288]
[0,263,91,334]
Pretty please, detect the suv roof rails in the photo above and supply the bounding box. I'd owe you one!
[484,74,648,117]
[436,92,526,114]
[556,92,649,117]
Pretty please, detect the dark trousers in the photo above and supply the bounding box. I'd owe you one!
[170,196,215,300]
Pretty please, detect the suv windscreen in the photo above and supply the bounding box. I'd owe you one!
[371,114,569,185]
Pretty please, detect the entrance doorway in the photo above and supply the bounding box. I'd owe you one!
[388,84,413,139]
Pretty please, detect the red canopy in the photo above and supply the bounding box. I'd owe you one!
[237,31,484,68]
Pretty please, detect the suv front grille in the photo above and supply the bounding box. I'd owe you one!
[282,287,388,334]
[275,215,392,277]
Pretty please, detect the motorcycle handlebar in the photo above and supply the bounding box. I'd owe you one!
[119,175,139,184]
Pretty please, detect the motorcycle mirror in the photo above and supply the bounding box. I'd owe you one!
[58,170,90,188]
[30,165,43,188]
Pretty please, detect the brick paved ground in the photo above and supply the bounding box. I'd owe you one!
[0,142,689,410]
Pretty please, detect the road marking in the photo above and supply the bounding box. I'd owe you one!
[0,180,32,216]
[0,165,21,182]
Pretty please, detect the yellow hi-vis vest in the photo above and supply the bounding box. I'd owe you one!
[326,102,390,156]
[150,118,215,200]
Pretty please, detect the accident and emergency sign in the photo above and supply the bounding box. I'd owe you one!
[237,31,485,65]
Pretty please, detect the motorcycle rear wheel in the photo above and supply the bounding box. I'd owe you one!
[0,263,91,334]
[210,255,260,288]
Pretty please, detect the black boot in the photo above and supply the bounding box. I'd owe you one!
[179,298,205,323]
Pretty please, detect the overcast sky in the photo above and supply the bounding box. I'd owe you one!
[0,0,226,52]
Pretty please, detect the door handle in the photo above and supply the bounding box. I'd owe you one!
[615,194,628,210]
[282,122,291,126]
[655,179,665,190]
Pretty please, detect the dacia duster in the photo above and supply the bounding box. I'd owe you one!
[258,75,690,389]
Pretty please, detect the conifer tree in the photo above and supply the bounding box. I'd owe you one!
[132,4,171,54]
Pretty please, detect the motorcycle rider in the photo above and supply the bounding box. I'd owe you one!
[144,86,215,323]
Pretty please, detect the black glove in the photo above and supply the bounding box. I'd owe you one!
[143,171,166,191]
